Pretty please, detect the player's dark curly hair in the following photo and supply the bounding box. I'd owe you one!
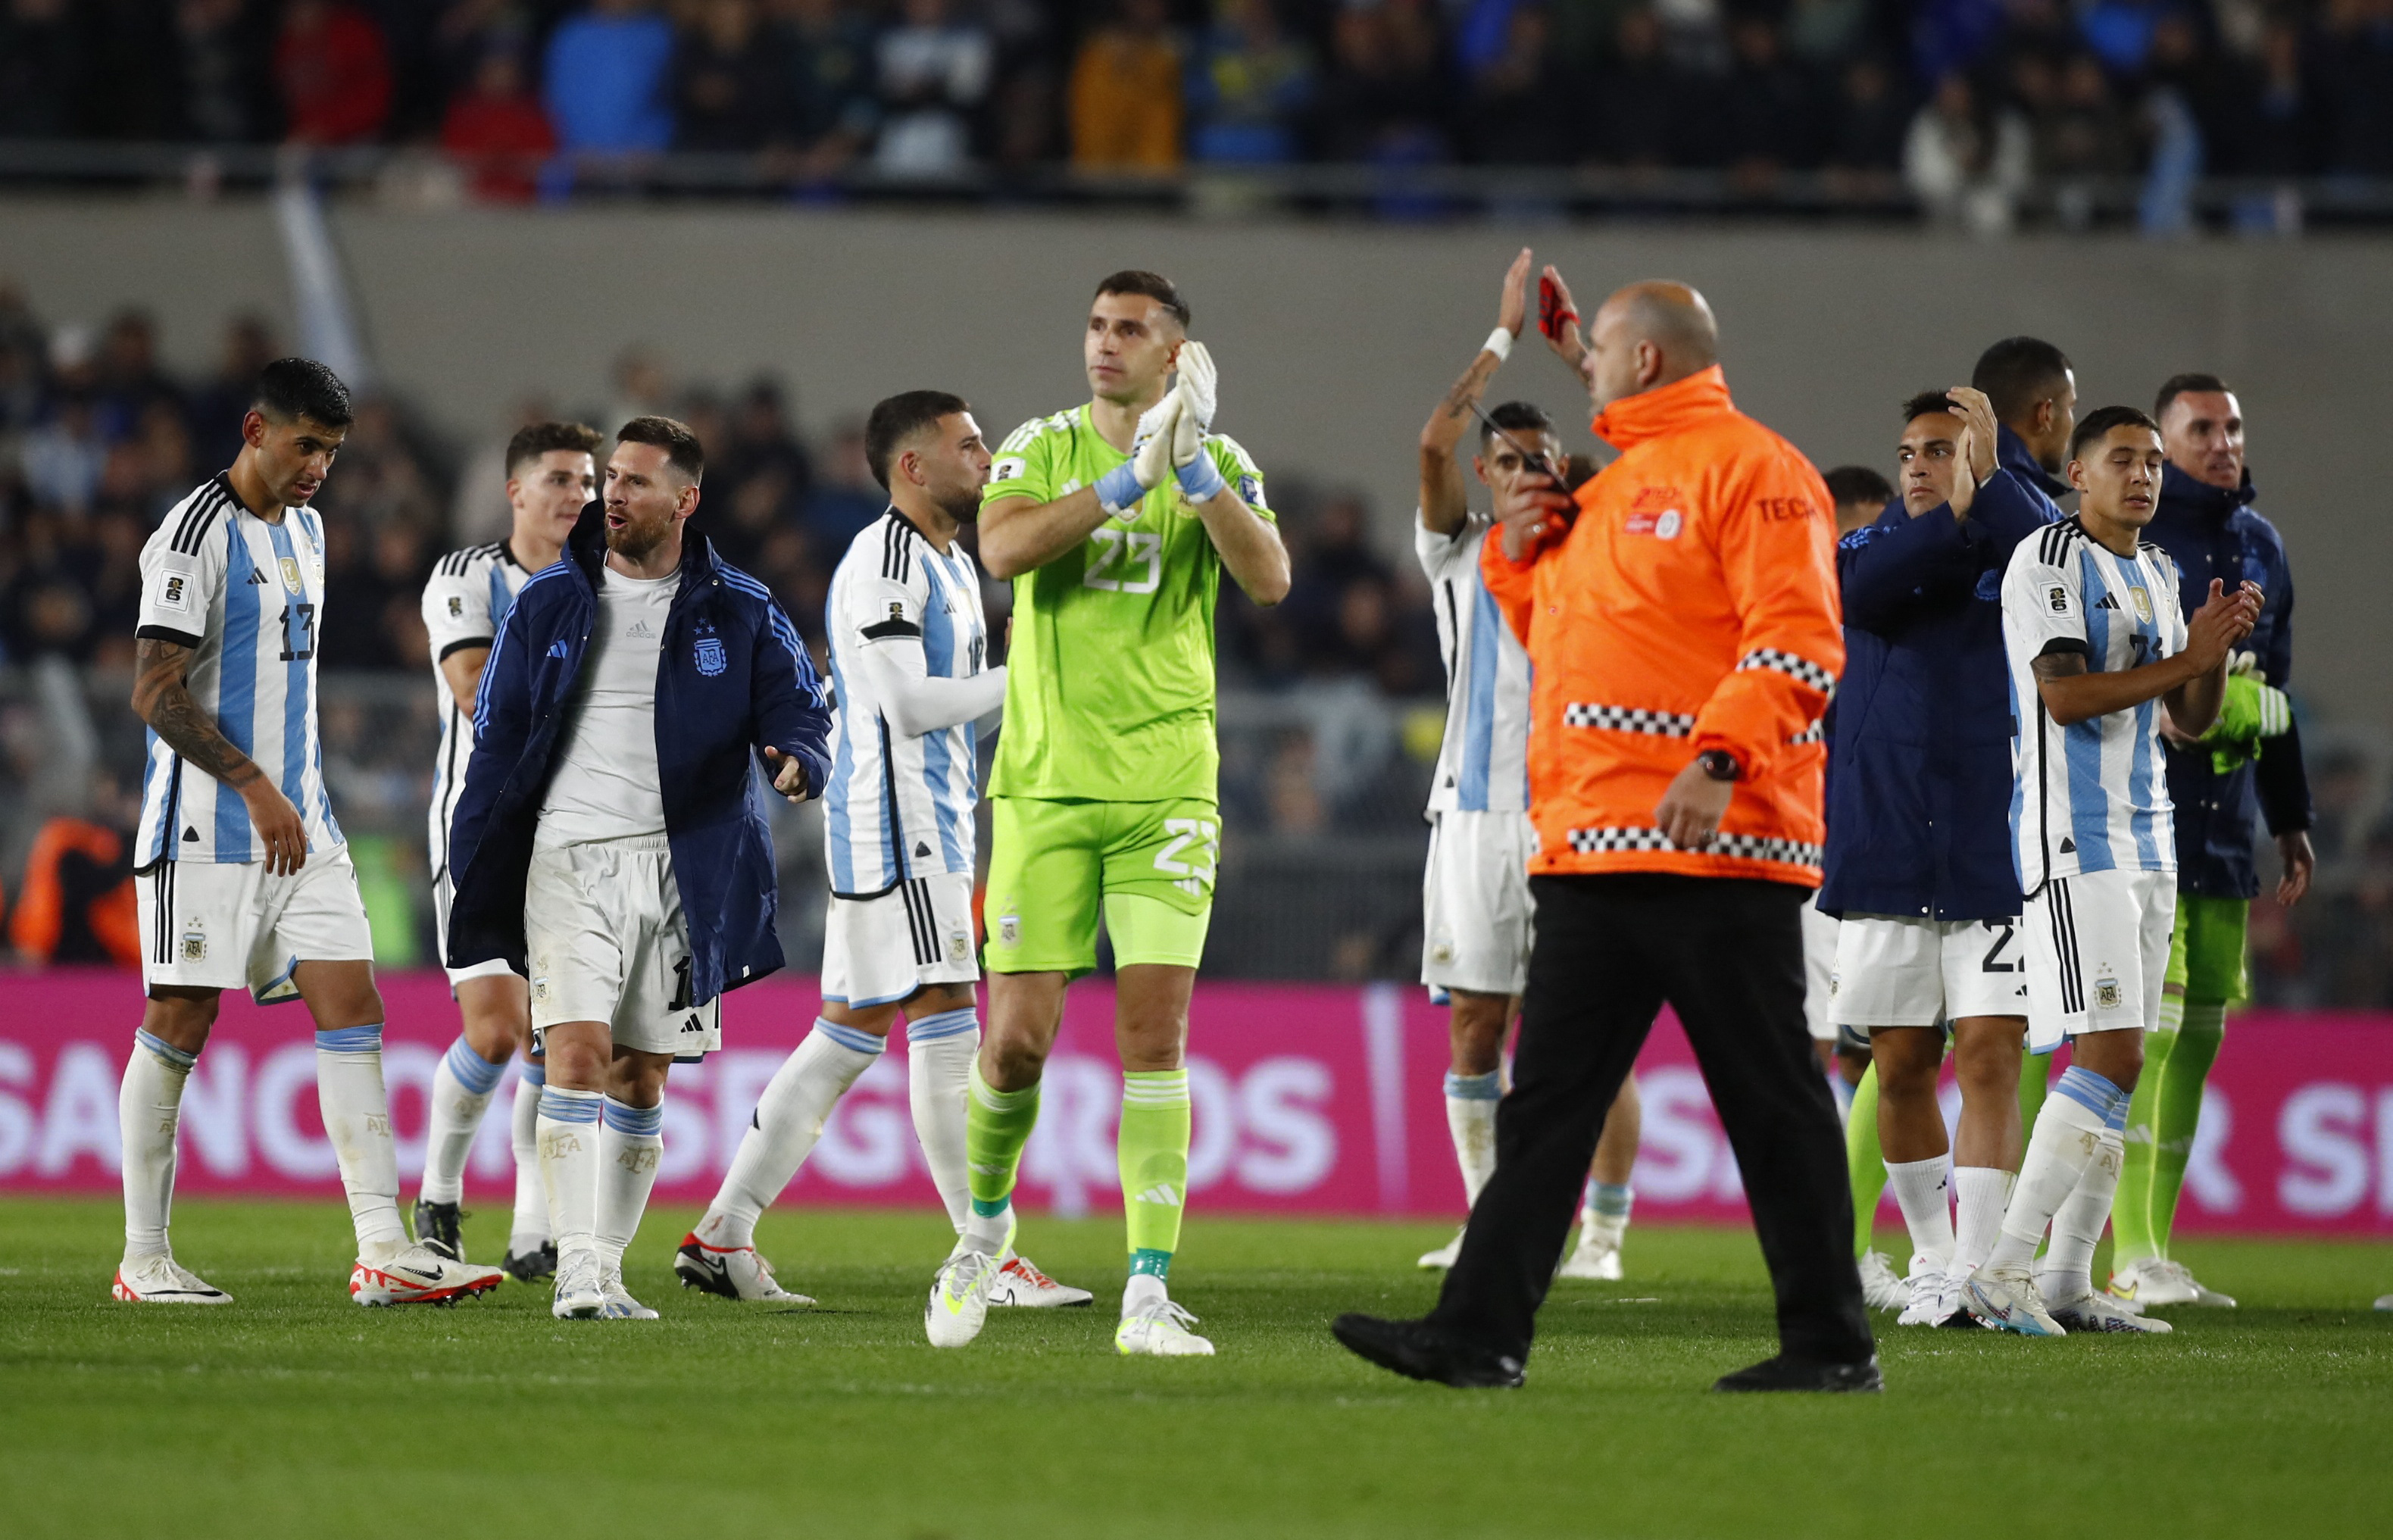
[2067,404,2161,462]
[505,420,604,476]
[1899,390,1957,425]
[252,358,354,428]
[617,415,704,483]
[1095,270,1190,328]
[865,390,971,490]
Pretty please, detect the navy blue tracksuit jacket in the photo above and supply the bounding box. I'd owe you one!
[445,508,834,1006]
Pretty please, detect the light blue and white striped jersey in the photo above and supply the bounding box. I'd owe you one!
[133,473,342,867]
[1415,514,1531,814]
[421,539,536,881]
[2002,517,2189,895]
[824,511,992,897]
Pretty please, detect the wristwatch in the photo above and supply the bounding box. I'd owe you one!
[1697,749,1740,782]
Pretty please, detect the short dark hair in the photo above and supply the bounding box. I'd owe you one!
[1899,390,1957,426]
[616,415,704,482]
[1094,270,1191,328]
[1970,336,2073,424]
[2154,372,2231,419]
[1481,399,1555,448]
[1823,464,1894,510]
[2068,404,2161,462]
[505,420,604,477]
[864,389,971,490]
[252,358,353,429]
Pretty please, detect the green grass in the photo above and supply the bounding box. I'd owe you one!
[3,1199,2388,1538]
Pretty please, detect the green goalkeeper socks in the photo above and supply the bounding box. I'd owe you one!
[966,1060,1039,1218]
[1845,1061,1886,1259]
[2149,1001,2226,1257]
[2112,992,2182,1265]
[1120,1070,1192,1278]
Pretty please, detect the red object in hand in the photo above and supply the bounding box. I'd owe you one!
[1537,273,1577,342]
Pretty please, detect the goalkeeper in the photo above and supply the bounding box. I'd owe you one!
[923,270,1289,1357]
[2109,374,2313,1310]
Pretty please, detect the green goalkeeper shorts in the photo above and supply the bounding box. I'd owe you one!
[983,796,1218,978]
[2164,892,2249,1006]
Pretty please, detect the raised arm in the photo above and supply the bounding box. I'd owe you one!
[1421,249,1532,538]
[132,636,307,876]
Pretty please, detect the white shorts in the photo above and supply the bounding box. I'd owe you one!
[2023,868,2176,1053]
[137,845,374,1003]
[1421,809,1534,997]
[1832,913,2029,1031]
[525,836,721,1061]
[823,872,979,1007]
[432,870,517,989]
[1801,898,1840,1042]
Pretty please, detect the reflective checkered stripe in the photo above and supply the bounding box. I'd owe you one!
[1562,704,1698,736]
[1735,647,1838,698]
[1564,826,1823,867]
[1789,720,1825,745]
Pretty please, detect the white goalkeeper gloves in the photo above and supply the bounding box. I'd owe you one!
[1091,342,1227,512]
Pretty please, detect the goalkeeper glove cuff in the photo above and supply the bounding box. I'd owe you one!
[1175,449,1226,502]
[1095,461,1147,516]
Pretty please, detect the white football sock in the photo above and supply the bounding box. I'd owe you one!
[315,1026,408,1254]
[1985,1068,2121,1271]
[1581,1179,1633,1245]
[538,1085,604,1258]
[595,1096,665,1267]
[696,1020,883,1250]
[905,1008,980,1233]
[508,1065,548,1251]
[120,1029,195,1259]
[2039,1128,2125,1304]
[1443,1070,1501,1205]
[420,1036,506,1207]
[1885,1154,1956,1273]
[1951,1165,2014,1274]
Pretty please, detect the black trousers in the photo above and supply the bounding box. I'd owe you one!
[1427,872,1873,1366]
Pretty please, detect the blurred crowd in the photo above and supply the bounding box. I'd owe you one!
[2,0,2390,210]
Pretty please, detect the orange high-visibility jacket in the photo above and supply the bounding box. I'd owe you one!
[1481,365,1842,886]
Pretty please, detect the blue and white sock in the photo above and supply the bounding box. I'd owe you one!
[906,1007,981,1232]
[597,1095,667,1268]
[316,1025,407,1253]
[537,1085,604,1258]
[509,1061,548,1252]
[1986,1065,2126,1272]
[421,1036,508,1207]
[1444,1070,1501,1206]
[120,1029,197,1259]
[697,1019,884,1250]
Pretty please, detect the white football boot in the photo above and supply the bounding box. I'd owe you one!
[551,1248,605,1320]
[351,1242,505,1307]
[2108,1256,2188,1308]
[2144,1257,2235,1307]
[925,1248,997,1348]
[672,1231,812,1304]
[2375,1293,2392,1311]
[1417,1226,1466,1270]
[1556,1221,1624,1282]
[598,1259,659,1320]
[1857,1249,1907,1312]
[112,1252,231,1304]
[1963,1262,2066,1336]
[989,1253,1094,1307]
[2048,1289,2173,1334]
[1115,1295,1214,1357]
[1896,1257,1949,1326]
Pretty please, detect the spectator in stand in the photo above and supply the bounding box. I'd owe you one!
[1460,2,1576,165]
[1904,71,2030,233]
[273,0,395,144]
[986,0,1064,167]
[2032,51,2138,224]
[1823,52,1913,196]
[21,331,107,518]
[1070,0,1186,173]
[1586,8,1692,169]
[2317,0,2393,176]
[170,0,275,144]
[93,311,185,444]
[1186,0,1316,164]
[708,377,811,567]
[674,0,793,152]
[872,0,993,175]
[0,0,85,139]
[1718,14,1822,189]
[801,417,887,547]
[186,312,280,471]
[1314,0,1454,164]
[441,48,558,201]
[1785,0,1868,66]
[2077,0,2166,76]
[544,0,677,156]
[1913,0,2009,86]
[772,0,880,180]
[2242,16,2316,178]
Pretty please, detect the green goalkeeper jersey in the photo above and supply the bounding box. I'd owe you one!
[984,403,1272,803]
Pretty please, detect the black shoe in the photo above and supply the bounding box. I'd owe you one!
[501,1241,558,1282]
[412,1200,464,1262]
[1331,1314,1526,1388]
[1713,1353,1883,1393]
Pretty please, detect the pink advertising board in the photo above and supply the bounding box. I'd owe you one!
[4,969,2389,1235]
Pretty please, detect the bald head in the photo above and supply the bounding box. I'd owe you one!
[1585,281,1720,409]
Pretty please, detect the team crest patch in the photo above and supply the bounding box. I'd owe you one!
[997,908,1020,948]
[948,928,971,963]
[448,595,464,618]
[278,557,305,595]
[2093,976,2123,1011]
[532,976,550,1003]
[2129,586,2154,623]
[694,632,727,676]
[180,917,206,963]
[1429,936,1455,966]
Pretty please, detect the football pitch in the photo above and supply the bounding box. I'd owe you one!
[4,1200,2387,1538]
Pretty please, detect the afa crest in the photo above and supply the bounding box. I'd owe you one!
[694,633,727,676]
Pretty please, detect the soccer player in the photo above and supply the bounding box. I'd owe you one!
[1411,251,1640,1281]
[445,417,833,1321]
[117,358,502,1306]
[935,270,1289,1355]
[1825,387,2053,1328]
[1971,405,2259,1336]
[677,392,1089,1310]
[2107,374,2312,1310]
[411,420,601,1278]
